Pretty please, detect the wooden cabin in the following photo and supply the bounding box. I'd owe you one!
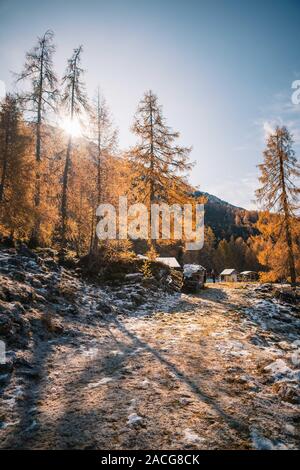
[220,268,238,282]
[239,271,259,282]
[183,264,206,291]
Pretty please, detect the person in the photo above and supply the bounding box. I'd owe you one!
[211,269,216,283]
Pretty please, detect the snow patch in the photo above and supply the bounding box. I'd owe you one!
[87,377,113,388]
[251,428,289,450]
[264,359,300,382]
[183,428,204,445]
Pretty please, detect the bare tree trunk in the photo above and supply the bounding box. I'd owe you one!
[60,50,78,254]
[0,157,8,202]
[30,43,44,247]
[60,135,72,251]
[0,118,10,203]
[279,142,296,286]
[92,91,102,253]
[149,92,156,251]
[89,206,95,253]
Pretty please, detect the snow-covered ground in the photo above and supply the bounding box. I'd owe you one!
[0,248,299,449]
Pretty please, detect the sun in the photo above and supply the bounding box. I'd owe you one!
[59,116,82,137]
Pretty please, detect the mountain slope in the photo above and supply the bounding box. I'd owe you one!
[195,190,259,241]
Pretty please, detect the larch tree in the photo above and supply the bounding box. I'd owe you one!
[0,95,34,239]
[130,91,193,248]
[60,45,89,251]
[16,30,58,245]
[130,90,192,207]
[256,126,300,285]
[252,211,300,282]
[89,91,118,251]
[0,95,20,203]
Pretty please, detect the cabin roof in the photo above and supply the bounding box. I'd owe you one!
[240,270,257,275]
[220,269,237,275]
[183,263,206,270]
[137,254,181,269]
[183,264,206,276]
[156,257,181,268]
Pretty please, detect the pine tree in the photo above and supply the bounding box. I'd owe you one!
[198,226,216,269]
[60,45,89,252]
[16,30,58,244]
[256,126,300,285]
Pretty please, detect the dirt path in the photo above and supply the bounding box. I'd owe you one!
[1,284,299,449]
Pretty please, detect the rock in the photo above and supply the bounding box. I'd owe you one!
[0,277,35,304]
[274,382,300,404]
[65,304,79,315]
[250,335,270,348]
[125,273,143,282]
[254,283,273,293]
[285,424,296,435]
[115,292,128,300]
[96,301,112,314]
[20,368,41,379]
[138,379,150,389]
[0,237,16,248]
[142,277,157,288]
[24,420,38,433]
[0,314,12,335]
[34,293,47,304]
[130,293,144,305]
[0,301,27,342]
[30,278,43,289]
[0,356,14,373]
[278,341,292,351]
[290,351,300,367]
[264,359,300,383]
[122,302,135,311]
[250,429,277,450]
[11,271,27,282]
[18,244,38,259]
[0,373,9,384]
[264,359,291,379]
[35,248,58,258]
[43,258,59,271]
[41,314,64,334]
[25,260,40,272]
[127,413,143,426]
[274,290,300,305]
[14,357,33,368]
[179,396,192,405]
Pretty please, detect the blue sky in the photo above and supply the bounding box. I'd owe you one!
[1,0,300,209]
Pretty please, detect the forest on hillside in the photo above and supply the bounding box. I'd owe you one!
[0,31,299,282]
